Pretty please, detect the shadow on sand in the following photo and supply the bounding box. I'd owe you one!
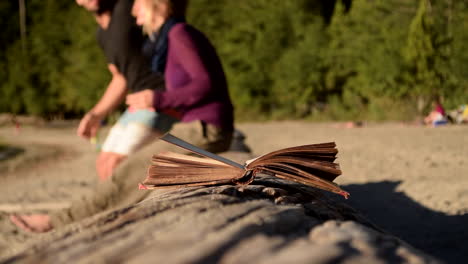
[342,181,468,264]
[0,147,24,162]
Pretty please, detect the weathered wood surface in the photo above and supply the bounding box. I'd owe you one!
[0,202,71,213]
[1,178,440,264]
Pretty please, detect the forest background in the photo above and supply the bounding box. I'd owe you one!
[0,0,467,121]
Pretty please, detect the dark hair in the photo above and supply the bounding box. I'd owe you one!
[168,0,189,18]
[97,0,118,15]
[151,0,189,18]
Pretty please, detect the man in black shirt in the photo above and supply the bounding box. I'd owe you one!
[9,0,169,233]
[75,0,167,181]
[9,0,241,233]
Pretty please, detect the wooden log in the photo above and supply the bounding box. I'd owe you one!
[0,202,70,213]
[0,179,440,264]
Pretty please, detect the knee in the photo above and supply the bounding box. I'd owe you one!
[96,152,112,171]
[106,154,126,170]
[96,152,126,181]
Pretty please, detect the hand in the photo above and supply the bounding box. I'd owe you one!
[126,89,155,110]
[77,112,102,140]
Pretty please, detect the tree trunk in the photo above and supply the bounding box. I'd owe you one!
[19,0,27,56]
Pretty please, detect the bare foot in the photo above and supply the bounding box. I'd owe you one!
[10,214,53,233]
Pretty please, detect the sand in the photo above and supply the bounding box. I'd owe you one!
[0,121,466,263]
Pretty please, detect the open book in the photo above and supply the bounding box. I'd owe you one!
[139,134,349,199]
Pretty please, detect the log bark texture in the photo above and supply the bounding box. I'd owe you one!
[1,178,440,264]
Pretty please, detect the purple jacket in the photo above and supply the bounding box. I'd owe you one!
[153,23,234,130]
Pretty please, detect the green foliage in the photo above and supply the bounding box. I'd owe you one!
[270,21,329,119]
[0,1,20,114]
[189,0,331,119]
[324,0,418,120]
[59,7,110,113]
[404,0,438,95]
[0,0,467,121]
[0,0,107,118]
[445,0,468,108]
[401,0,455,114]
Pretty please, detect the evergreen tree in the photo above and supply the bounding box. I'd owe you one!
[0,0,467,120]
[403,0,455,113]
[270,17,329,118]
[59,6,109,114]
[446,0,468,108]
[0,1,107,117]
[1,1,75,116]
[326,0,418,120]
[190,0,332,119]
[0,1,21,113]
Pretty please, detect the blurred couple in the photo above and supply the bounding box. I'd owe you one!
[77,0,234,181]
[11,0,243,233]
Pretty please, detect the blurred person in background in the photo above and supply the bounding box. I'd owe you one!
[126,0,235,153]
[75,0,177,181]
[424,96,448,127]
[8,0,236,233]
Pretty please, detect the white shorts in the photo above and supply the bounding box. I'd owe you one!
[101,109,178,155]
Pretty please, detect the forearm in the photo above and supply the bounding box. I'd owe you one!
[91,78,127,118]
[90,64,128,118]
[154,77,211,110]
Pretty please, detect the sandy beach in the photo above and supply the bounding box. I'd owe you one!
[0,121,466,263]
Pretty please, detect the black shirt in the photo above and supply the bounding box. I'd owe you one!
[97,0,164,93]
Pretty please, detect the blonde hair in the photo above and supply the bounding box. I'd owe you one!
[142,0,189,35]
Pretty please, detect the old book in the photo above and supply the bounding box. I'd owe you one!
[139,134,349,199]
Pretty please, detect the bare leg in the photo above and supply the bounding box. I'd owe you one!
[96,152,127,181]
[10,214,53,233]
[96,152,111,180]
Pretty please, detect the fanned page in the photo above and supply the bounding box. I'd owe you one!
[141,152,245,188]
[247,143,339,165]
[245,143,348,198]
[141,134,349,198]
[152,152,233,167]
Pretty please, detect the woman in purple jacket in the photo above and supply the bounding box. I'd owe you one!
[127,0,234,153]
